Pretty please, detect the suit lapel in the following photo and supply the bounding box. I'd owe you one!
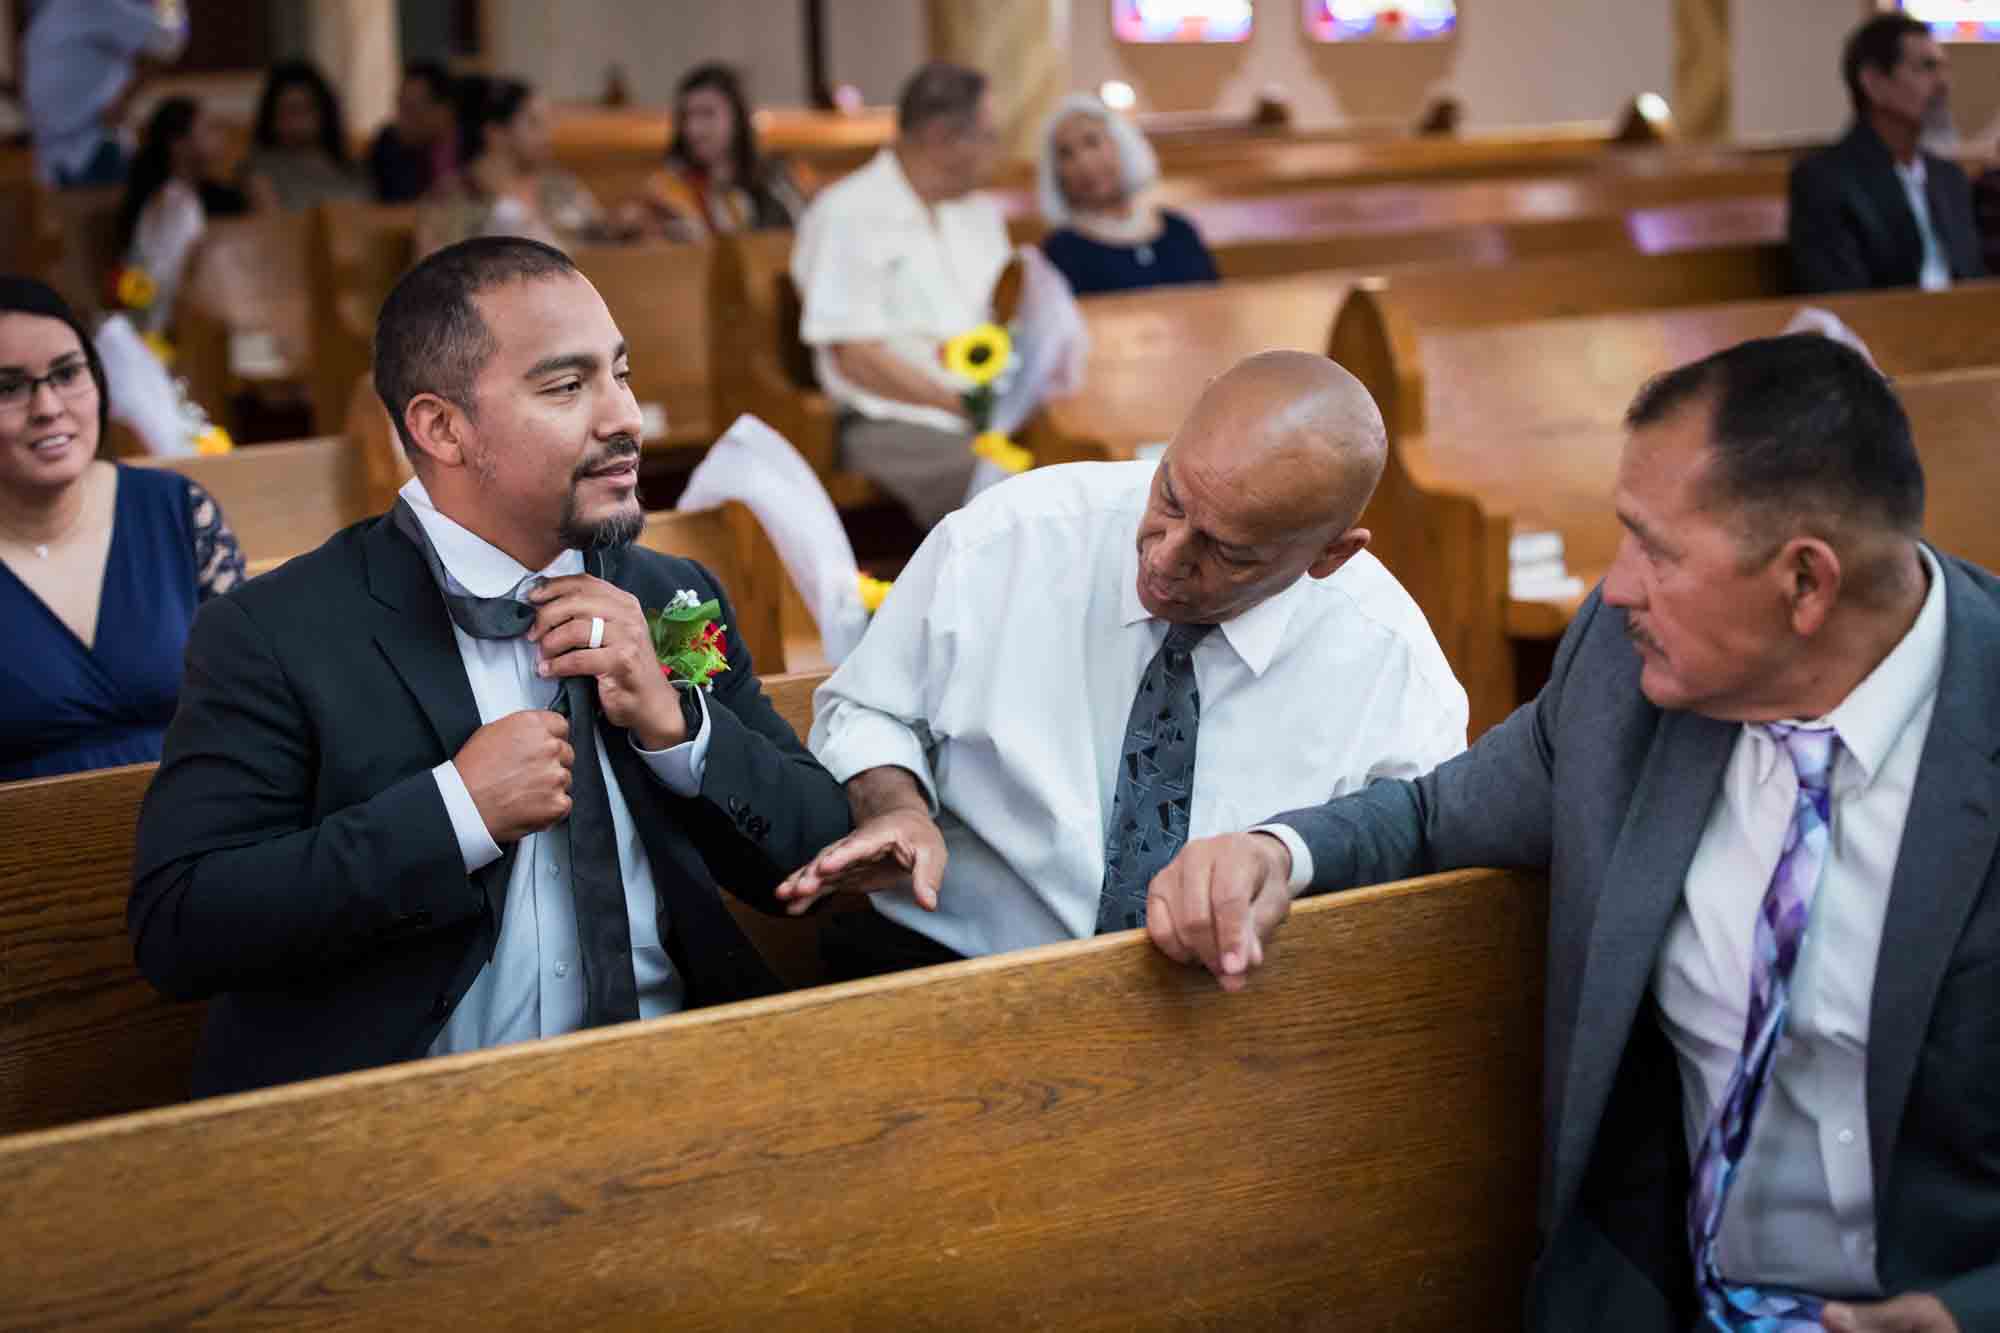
[1866,555,2000,1206]
[362,516,516,936]
[1553,707,1736,1226]
[1844,124,1925,276]
[364,515,484,758]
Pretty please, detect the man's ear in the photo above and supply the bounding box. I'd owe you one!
[402,393,471,472]
[1306,528,1371,581]
[1780,535,1843,638]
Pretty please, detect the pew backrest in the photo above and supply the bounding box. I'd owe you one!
[134,436,369,565]
[637,504,791,674]
[573,241,716,450]
[0,670,833,1138]
[0,866,1546,1328]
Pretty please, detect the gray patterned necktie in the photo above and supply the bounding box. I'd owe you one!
[1097,621,1216,934]
[392,499,640,1025]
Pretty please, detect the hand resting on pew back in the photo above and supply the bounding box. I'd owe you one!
[1148,332,1998,1333]
[794,350,1467,982]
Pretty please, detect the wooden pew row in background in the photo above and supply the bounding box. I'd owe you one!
[0,671,831,1141]
[1033,264,2000,737]
[0,865,1545,1329]
[1350,286,2000,733]
[130,440,800,674]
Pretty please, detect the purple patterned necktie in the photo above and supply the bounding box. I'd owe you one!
[1689,723,1841,1332]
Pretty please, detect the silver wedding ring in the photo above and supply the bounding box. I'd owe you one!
[587,616,605,650]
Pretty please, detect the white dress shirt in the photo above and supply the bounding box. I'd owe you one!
[810,461,1469,957]
[1654,545,1946,1298]
[1894,157,1953,292]
[791,147,1013,435]
[399,479,712,1054]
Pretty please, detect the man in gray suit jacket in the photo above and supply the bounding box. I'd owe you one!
[1146,334,1996,1332]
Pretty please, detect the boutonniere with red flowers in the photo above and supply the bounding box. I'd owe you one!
[645,589,731,689]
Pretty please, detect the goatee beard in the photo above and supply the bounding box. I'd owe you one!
[559,501,643,553]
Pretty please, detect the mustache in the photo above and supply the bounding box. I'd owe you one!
[1624,618,1660,655]
[572,435,641,480]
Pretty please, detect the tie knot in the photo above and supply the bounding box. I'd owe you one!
[1761,722,1840,796]
[1163,622,1216,657]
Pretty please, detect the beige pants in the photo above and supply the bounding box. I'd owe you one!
[839,415,979,529]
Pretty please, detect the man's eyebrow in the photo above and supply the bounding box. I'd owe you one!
[1617,507,1668,551]
[522,342,628,381]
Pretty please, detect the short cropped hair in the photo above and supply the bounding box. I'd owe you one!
[897,62,987,137]
[1036,93,1160,224]
[1845,12,1931,115]
[373,236,579,457]
[1625,333,1925,557]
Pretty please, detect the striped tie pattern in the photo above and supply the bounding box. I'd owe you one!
[1689,723,1841,1331]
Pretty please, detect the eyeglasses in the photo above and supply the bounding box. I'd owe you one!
[0,361,96,416]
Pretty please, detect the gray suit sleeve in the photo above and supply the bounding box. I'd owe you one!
[1269,593,1610,893]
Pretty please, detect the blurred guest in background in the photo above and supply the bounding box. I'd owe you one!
[367,62,460,204]
[116,97,248,333]
[646,64,806,239]
[24,0,189,187]
[416,76,613,256]
[0,277,243,780]
[1037,94,1217,298]
[240,59,364,214]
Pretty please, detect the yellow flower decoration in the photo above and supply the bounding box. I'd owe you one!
[140,330,177,367]
[116,267,158,312]
[193,426,235,456]
[971,430,1033,475]
[856,573,893,614]
[942,323,1012,387]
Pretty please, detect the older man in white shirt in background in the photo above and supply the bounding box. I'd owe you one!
[790,61,1011,529]
[777,351,1468,977]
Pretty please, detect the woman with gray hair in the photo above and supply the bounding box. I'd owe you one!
[1037,94,1218,297]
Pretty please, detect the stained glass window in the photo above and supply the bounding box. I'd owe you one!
[1112,0,1255,44]
[1896,1,2000,41]
[1304,0,1457,41]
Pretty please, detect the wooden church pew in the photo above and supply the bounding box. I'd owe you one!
[174,212,316,436]
[1342,284,2000,731]
[0,670,833,1140]
[0,865,1545,1328]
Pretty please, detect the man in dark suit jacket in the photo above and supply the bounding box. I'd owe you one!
[1789,12,1985,295]
[131,236,851,1097]
[1147,335,1996,1332]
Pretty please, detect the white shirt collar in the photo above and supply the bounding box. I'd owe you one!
[1116,532,1308,677]
[1894,155,1929,190]
[399,476,582,599]
[1753,543,1947,786]
[864,147,927,221]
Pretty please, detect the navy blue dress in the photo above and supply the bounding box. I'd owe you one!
[0,466,243,781]
[1040,210,1221,297]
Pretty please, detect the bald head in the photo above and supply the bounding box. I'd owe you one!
[1175,351,1388,536]
[1135,352,1386,624]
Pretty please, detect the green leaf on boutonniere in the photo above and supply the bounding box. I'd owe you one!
[645,592,729,687]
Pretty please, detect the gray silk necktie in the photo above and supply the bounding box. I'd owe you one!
[393,499,640,1025]
[1096,621,1216,934]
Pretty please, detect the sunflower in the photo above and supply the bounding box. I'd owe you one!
[856,573,894,613]
[942,323,1012,387]
[193,426,235,456]
[970,430,1033,475]
[115,266,158,312]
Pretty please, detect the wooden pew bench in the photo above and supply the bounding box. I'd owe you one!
[0,671,831,1140]
[1355,283,2000,731]
[175,212,316,436]
[0,865,1545,1328]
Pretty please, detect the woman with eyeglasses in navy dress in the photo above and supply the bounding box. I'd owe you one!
[0,278,245,781]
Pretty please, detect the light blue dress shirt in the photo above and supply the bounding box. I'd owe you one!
[398,480,711,1054]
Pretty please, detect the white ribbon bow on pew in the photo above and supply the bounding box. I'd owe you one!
[964,245,1091,505]
[676,413,872,665]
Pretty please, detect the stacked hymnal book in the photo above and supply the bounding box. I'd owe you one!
[1509,528,1585,603]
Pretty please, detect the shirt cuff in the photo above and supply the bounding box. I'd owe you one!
[812,706,940,815]
[1250,823,1314,896]
[433,760,503,873]
[632,686,710,797]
